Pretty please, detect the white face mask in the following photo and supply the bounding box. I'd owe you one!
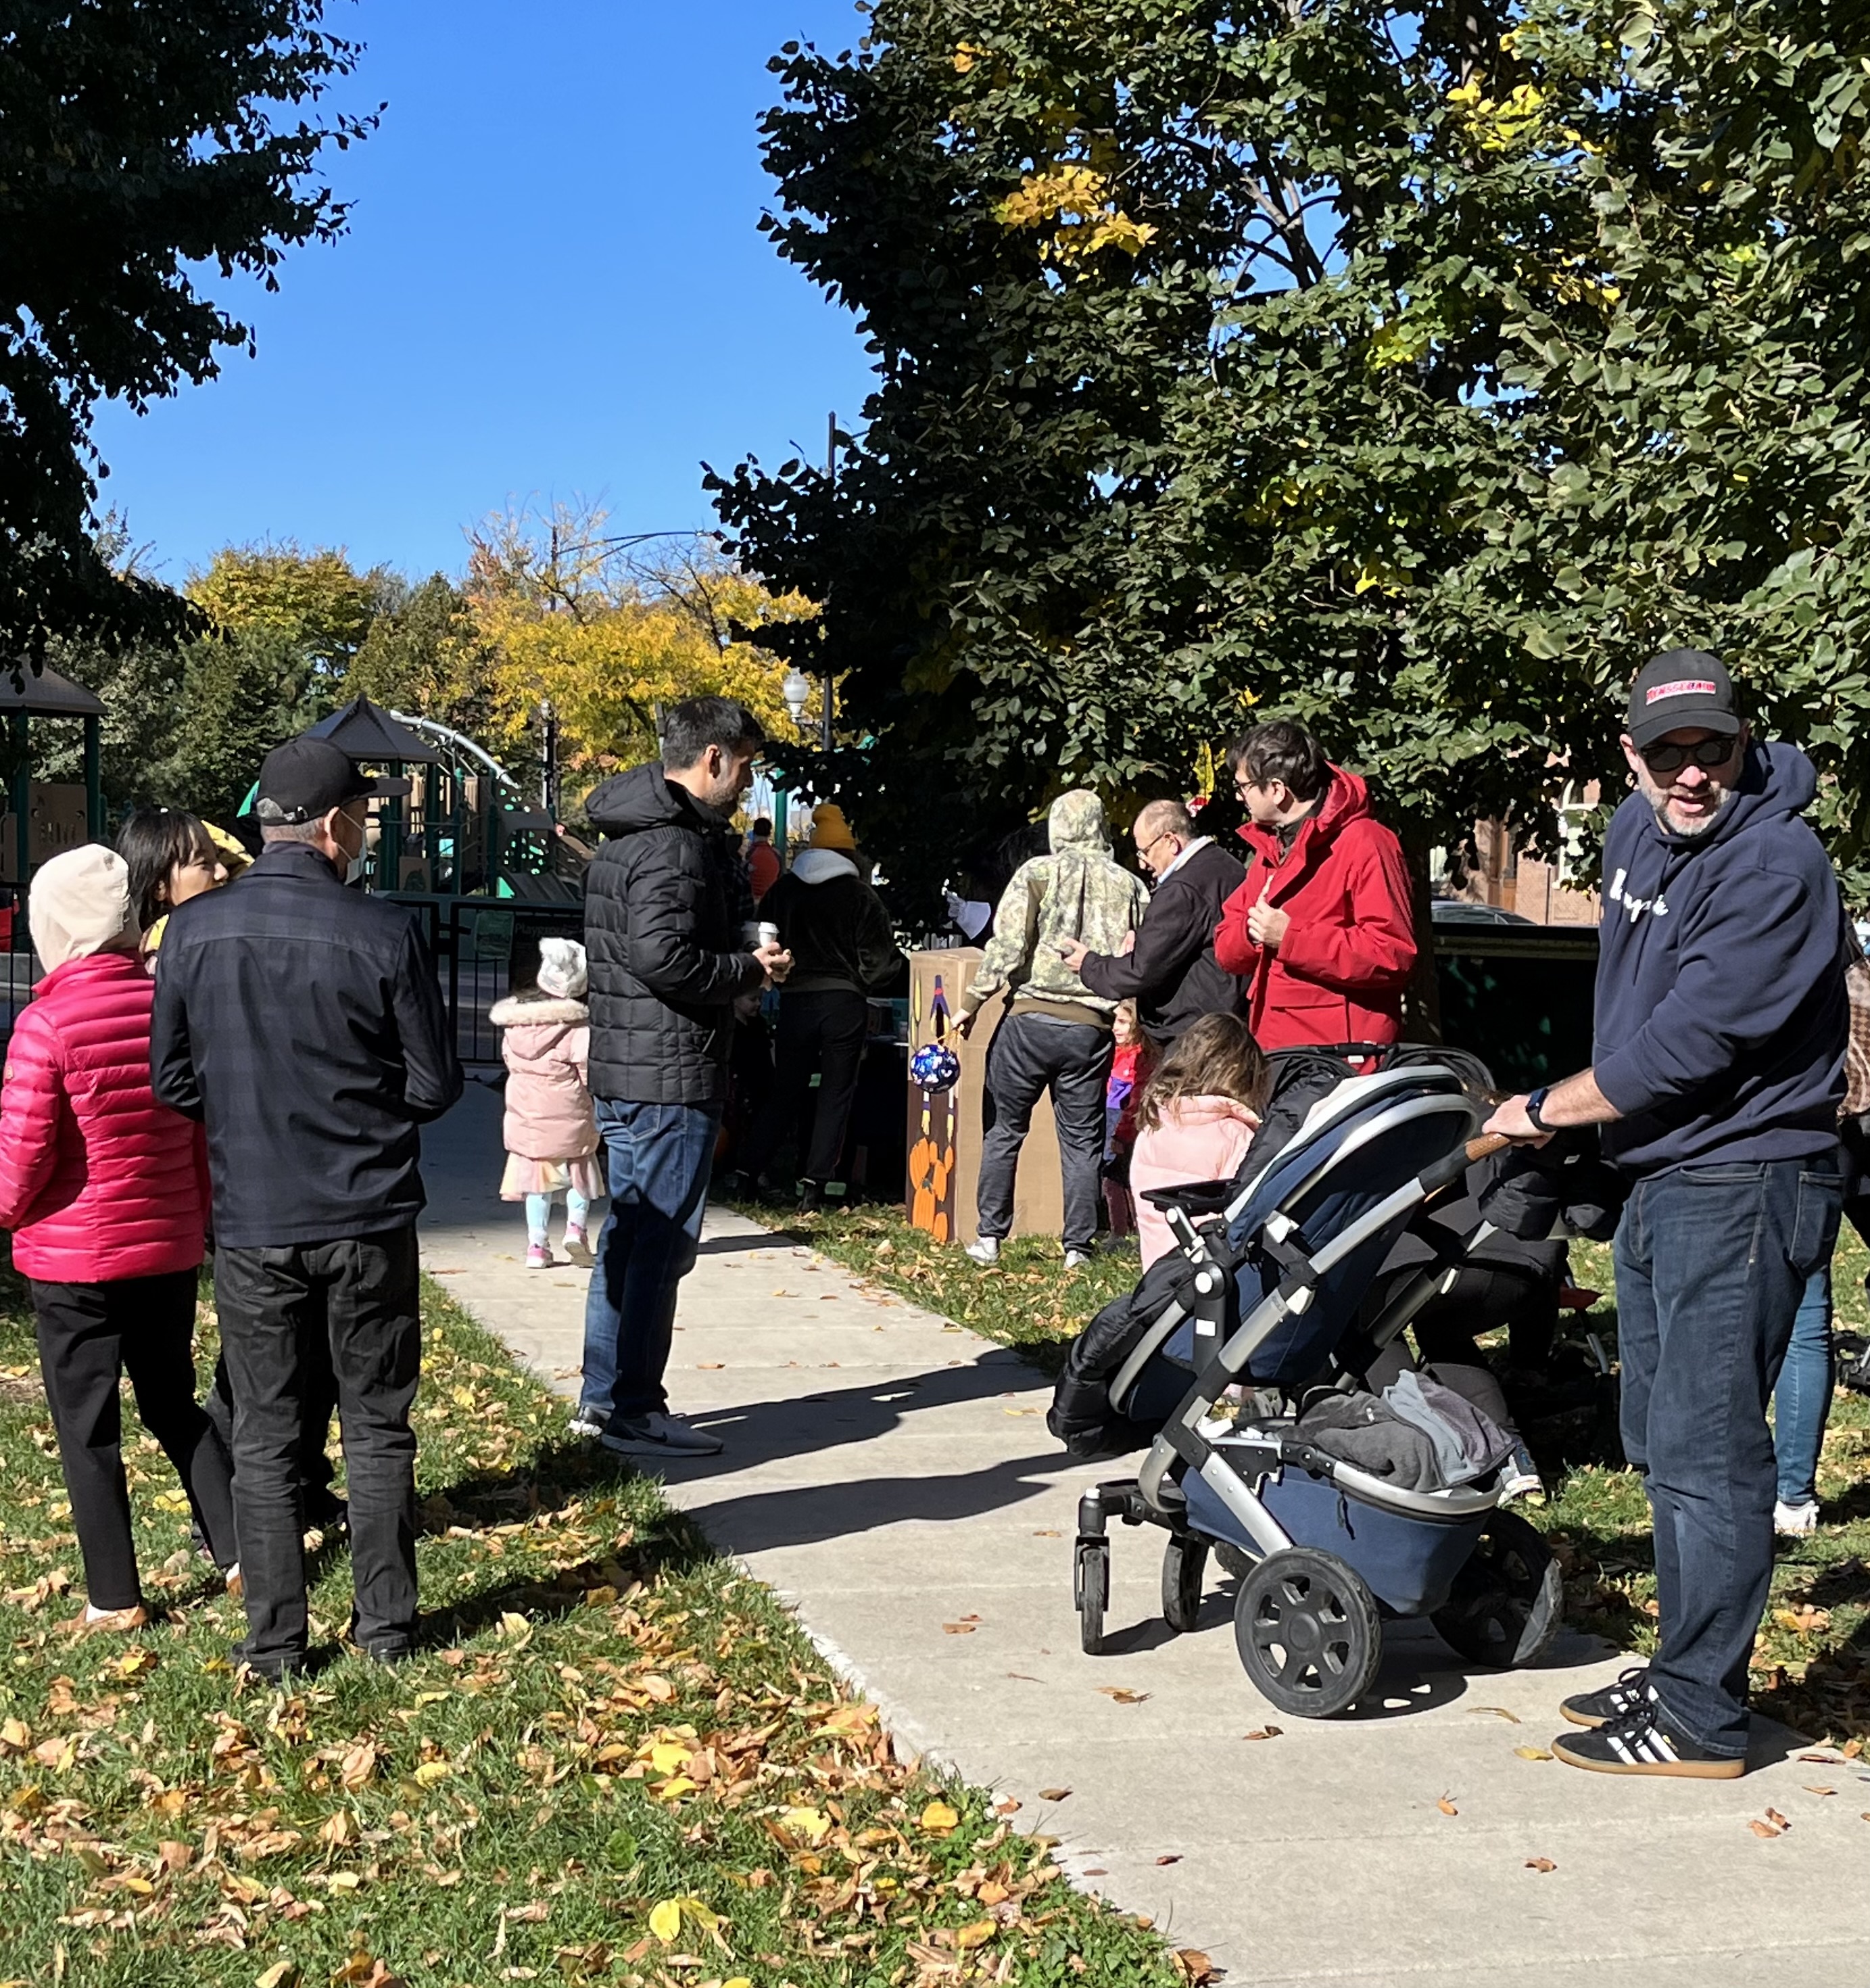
[333,809,368,885]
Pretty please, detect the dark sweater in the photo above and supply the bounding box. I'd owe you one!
[1077,838,1247,1042]
[1593,740,1846,1174]
[760,849,900,995]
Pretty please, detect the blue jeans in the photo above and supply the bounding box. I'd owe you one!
[1615,1157,1842,1755]
[579,1099,722,1426]
[1773,1264,1835,1505]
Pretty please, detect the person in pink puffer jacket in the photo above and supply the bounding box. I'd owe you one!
[492,937,603,1269]
[1128,1013,1271,1269]
[0,845,237,1632]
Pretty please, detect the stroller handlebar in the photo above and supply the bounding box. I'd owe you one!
[1418,1131,1514,1201]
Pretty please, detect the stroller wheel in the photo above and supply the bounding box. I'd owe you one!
[1430,1509,1564,1670]
[1161,1534,1208,1636]
[1074,1538,1109,1654]
[1234,1548,1382,1718]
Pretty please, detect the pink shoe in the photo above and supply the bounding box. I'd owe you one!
[526,1244,552,1269]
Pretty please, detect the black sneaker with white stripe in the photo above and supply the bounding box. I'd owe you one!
[1552,1703,1744,1778]
[1559,1665,1653,1730]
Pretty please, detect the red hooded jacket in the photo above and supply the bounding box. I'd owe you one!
[0,951,210,1283]
[1213,766,1418,1053]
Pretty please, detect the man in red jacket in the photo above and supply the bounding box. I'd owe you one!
[1213,721,1417,1058]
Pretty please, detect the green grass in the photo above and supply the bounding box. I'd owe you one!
[0,1267,1192,1987]
[744,1199,1870,1749]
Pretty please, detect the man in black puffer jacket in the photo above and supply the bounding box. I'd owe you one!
[577,696,790,1462]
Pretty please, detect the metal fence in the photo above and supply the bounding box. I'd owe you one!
[441,898,587,1067]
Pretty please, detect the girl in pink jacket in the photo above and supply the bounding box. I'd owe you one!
[0,845,237,1632]
[492,938,603,1269]
[1128,1014,1270,1269]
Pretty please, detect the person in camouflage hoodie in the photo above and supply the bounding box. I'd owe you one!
[956,791,1151,1267]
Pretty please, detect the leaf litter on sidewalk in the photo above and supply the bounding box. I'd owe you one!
[0,1271,1185,1987]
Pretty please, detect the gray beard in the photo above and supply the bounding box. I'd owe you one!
[1652,787,1733,840]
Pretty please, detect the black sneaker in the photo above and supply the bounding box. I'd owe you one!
[1552,1703,1744,1778]
[796,1180,825,1214]
[1560,1664,1653,1730]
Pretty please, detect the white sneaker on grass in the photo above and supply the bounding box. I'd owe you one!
[1063,1248,1092,1271]
[566,1409,604,1442]
[1774,1497,1820,1536]
[599,1412,724,1460]
[964,1237,1001,1266]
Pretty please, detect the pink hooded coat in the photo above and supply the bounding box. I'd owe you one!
[493,993,598,1162]
[1129,1095,1261,1269]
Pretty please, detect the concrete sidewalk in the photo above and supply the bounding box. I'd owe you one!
[421,1085,1870,1988]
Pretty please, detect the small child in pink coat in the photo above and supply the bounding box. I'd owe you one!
[1129,1014,1271,1269]
[492,938,604,1269]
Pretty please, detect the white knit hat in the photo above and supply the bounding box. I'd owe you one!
[536,936,588,1000]
[29,845,139,972]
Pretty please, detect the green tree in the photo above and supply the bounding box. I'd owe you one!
[162,625,317,824]
[346,572,498,739]
[713,1,1870,907]
[0,1,375,661]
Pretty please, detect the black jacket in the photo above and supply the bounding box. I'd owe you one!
[1078,838,1247,1042]
[761,849,900,995]
[583,762,763,1104]
[149,843,463,1248]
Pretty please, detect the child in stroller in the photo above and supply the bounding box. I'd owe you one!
[1049,1054,1575,1718]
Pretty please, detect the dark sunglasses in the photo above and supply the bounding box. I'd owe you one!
[1639,735,1738,775]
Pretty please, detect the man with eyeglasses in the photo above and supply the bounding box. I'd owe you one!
[1057,799,1246,1046]
[1485,650,1846,1779]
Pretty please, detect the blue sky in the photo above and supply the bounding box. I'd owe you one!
[90,0,877,588]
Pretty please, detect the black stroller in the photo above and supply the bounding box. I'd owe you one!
[1051,1059,1564,1718]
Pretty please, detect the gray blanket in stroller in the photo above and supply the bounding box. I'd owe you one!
[1295,1373,1515,1492]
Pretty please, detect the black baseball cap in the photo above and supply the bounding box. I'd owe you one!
[254,734,410,825]
[1625,649,1742,750]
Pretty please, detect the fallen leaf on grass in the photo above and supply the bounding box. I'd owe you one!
[1774,1605,1831,1635]
[1470,1707,1520,1724]
[919,1799,960,1836]
[1173,1949,1220,1985]
[648,1900,682,1943]
[1038,1788,1072,1802]
[1241,1727,1282,1742]
[1098,1687,1150,1704]
[776,1805,831,1846]
[254,1964,299,1988]
[953,1921,995,1950]
[1524,1857,1557,1874]
[1513,1747,1554,1762]
[1436,1797,1458,1817]
[112,1645,157,1680]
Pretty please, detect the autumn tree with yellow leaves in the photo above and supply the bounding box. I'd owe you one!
[461,504,816,793]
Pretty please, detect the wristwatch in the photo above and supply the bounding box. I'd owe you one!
[1525,1085,1553,1134]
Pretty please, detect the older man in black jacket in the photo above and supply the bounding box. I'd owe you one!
[1059,799,1247,1045]
[576,696,789,1463]
[152,734,462,1680]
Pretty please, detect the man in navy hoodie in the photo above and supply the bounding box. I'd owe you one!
[1487,651,1845,1778]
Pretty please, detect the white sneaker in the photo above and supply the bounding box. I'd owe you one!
[964,1237,1001,1266]
[1774,1498,1820,1536]
[1063,1248,1092,1271]
[599,1412,724,1459]
[566,1410,604,1441]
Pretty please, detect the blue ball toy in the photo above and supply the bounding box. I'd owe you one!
[911,1041,962,1094]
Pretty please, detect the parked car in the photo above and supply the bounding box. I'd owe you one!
[1430,898,1537,926]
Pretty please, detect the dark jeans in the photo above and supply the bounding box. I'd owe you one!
[216,1228,422,1672]
[205,1336,344,1526]
[1616,1156,1842,1754]
[739,989,869,1185]
[581,1097,722,1425]
[31,1270,237,1612]
[976,1010,1113,1252]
